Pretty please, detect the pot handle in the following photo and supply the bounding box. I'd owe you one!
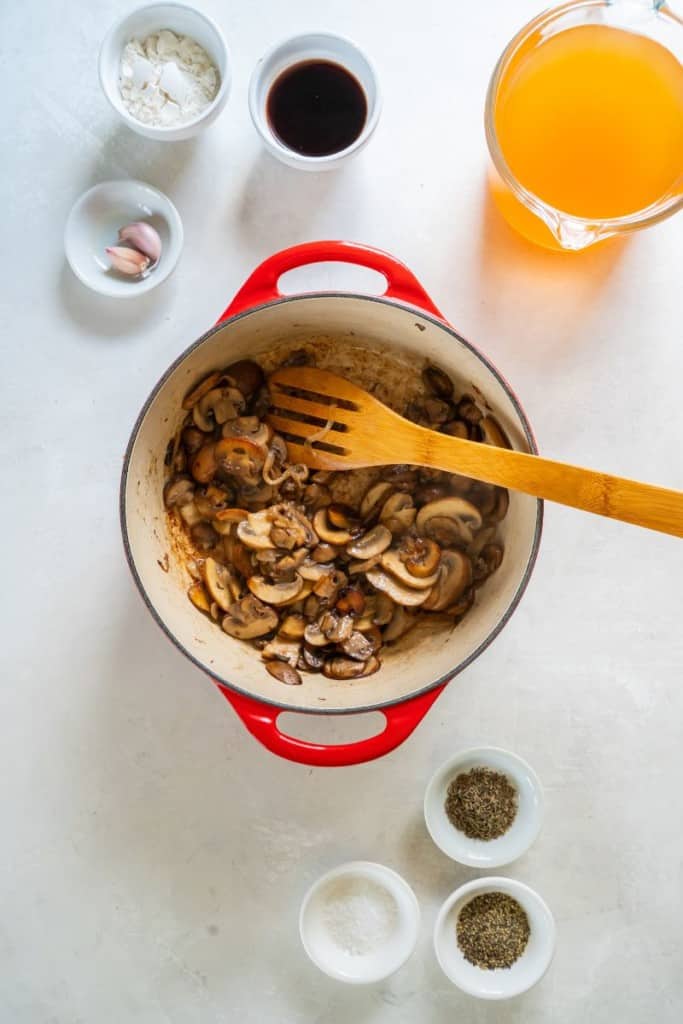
[216,682,447,767]
[217,240,444,322]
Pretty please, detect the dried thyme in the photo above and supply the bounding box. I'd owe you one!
[445,766,517,840]
[457,892,530,969]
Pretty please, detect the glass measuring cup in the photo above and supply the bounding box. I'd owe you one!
[485,1,683,250]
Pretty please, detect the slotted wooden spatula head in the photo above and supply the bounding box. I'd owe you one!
[267,366,415,471]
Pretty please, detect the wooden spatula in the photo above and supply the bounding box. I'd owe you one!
[267,366,683,538]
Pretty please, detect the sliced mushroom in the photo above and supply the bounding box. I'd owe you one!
[221,594,278,639]
[445,587,476,618]
[303,621,329,647]
[379,492,416,535]
[190,521,219,550]
[193,386,246,431]
[190,442,218,484]
[422,550,473,611]
[313,569,347,603]
[473,543,504,582]
[399,536,442,577]
[182,426,207,456]
[237,480,275,509]
[346,524,392,560]
[262,637,301,667]
[488,487,509,523]
[336,587,366,617]
[380,549,441,590]
[248,574,304,606]
[265,660,302,685]
[182,371,222,410]
[360,481,394,521]
[457,395,483,425]
[318,611,354,643]
[279,579,313,607]
[222,416,272,448]
[271,547,309,577]
[366,568,432,607]
[164,477,195,508]
[441,419,469,439]
[215,437,266,488]
[416,497,482,545]
[302,644,325,670]
[204,557,242,611]
[480,416,512,449]
[223,359,264,400]
[323,655,381,679]
[223,534,254,579]
[237,510,275,551]
[424,397,452,425]
[373,592,395,626]
[187,581,211,613]
[279,614,307,640]
[312,542,339,563]
[268,504,316,549]
[422,363,454,400]
[299,559,334,582]
[303,483,332,513]
[179,502,202,527]
[348,555,383,575]
[383,605,417,643]
[468,525,497,558]
[213,508,249,535]
[341,630,378,661]
[313,507,358,545]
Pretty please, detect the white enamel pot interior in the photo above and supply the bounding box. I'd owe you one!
[121,243,542,765]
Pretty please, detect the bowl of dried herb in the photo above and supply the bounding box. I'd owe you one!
[433,877,555,999]
[424,746,543,867]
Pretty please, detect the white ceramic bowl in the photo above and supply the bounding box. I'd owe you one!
[434,877,555,999]
[299,861,420,983]
[249,33,381,170]
[98,2,231,140]
[65,180,183,297]
[424,747,543,868]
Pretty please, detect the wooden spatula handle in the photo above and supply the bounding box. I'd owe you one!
[423,431,683,538]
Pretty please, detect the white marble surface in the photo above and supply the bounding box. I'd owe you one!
[2,0,682,1021]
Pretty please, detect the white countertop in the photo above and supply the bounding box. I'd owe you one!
[3,0,682,1021]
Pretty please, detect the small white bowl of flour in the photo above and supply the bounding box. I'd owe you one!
[299,862,420,984]
[99,3,231,140]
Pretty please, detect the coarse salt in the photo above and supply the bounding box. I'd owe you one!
[321,875,398,956]
[119,30,219,127]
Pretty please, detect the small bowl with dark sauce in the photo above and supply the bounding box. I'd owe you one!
[249,33,381,170]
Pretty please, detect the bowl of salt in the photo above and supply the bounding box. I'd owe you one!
[299,861,420,984]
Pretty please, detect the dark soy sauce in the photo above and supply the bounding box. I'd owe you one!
[267,60,368,157]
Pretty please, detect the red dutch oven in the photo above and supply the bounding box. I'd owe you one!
[121,242,542,766]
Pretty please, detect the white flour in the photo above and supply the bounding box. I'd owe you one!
[119,30,219,127]
[321,876,398,956]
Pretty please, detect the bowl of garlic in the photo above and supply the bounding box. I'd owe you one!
[64,180,183,297]
[98,3,231,140]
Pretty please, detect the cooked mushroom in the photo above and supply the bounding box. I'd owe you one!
[348,555,384,575]
[193,386,246,431]
[318,611,354,643]
[399,536,442,577]
[480,416,512,449]
[360,481,394,521]
[473,543,504,582]
[422,550,472,611]
[313,569,347,603]
[182,371,223,410]
[248,574,304,606]
[380,549,441,589]
[299,559,334,582]
[222,416,272,448]
[422,363,454,399]
[312,542,339,563]
[303,621,329,647]
[341,630,378,661]
[457,395,483,424]
[214,437,265,488]
[222,534,254,579]
[268,504,316,549]
[265,660,302,685]
[187,581,211,613]
[383,605,417,643]
[303,483,332,512]
[488,487,509,523]
[424,397,452,425]
[190,443,218,484]
[323,655,379,680]
[373,592,395,626]
[441,420,469,439]
[379,492,416,535]
[445,587,475,618]
[336,587,365,617]
[302,645,325,670]
[262,637,302,667]
[279,614,307,640]
[223,359,264,399]
[365,568,432,606]
[313,507,359,545]
[182,426,207,456]
[237,510,275,551]
[221,594,278,639]
[346,524,392,560]
[190,521,219,550]
[279,579,313,606]
[416,497,482,545]
[164,477,195,508]
[204,557,242,611]
[179,502,202,527]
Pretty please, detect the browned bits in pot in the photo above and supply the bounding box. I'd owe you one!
[164,355,508,685]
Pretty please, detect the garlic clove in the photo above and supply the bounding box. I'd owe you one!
[105,245,151,276]
[118,221,162,264]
